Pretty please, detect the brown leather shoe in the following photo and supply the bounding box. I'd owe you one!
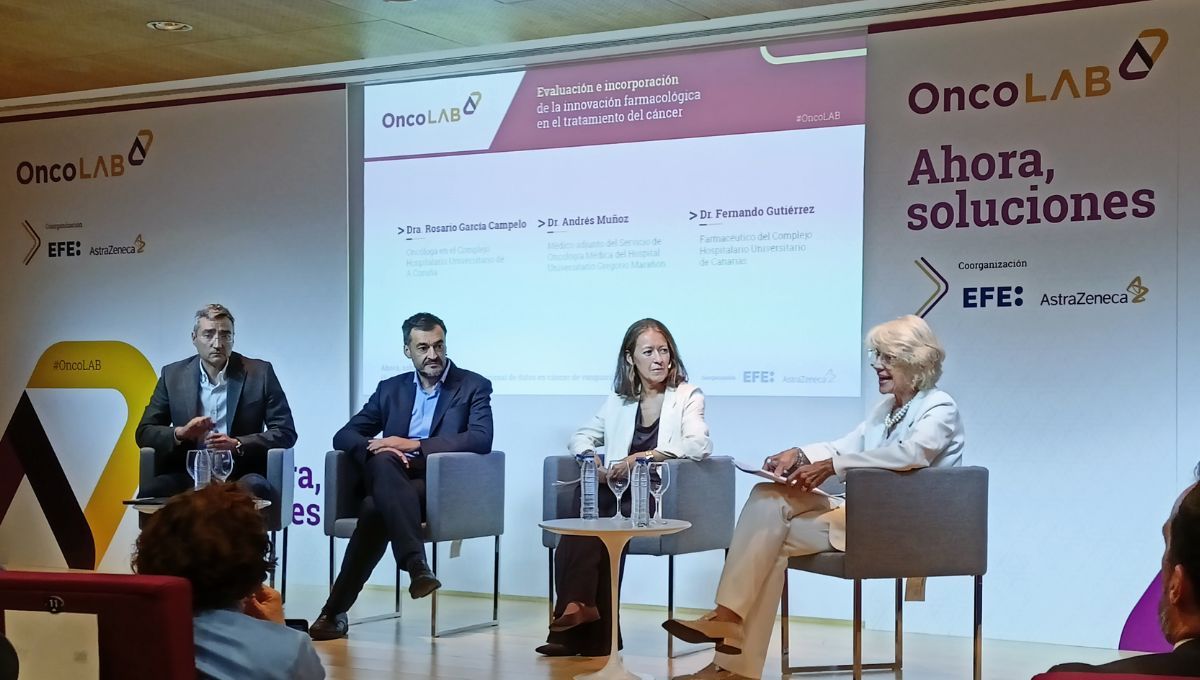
[549,604,601,632]
[662,612,744,654]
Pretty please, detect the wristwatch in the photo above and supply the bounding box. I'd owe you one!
[234,441,244,457]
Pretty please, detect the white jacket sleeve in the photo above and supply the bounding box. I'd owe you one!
[802,395,960,478]
[830,398,959,475]
[568,397,610,455]
[657,387,713,461]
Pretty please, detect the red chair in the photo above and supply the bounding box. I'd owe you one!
[0,570,194,679]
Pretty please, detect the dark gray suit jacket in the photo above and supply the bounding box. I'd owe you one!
[334,362,493,466]
[135,352,297,478]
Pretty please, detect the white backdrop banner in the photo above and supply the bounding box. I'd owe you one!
[0,87,349,584]
[865,0,1197,647]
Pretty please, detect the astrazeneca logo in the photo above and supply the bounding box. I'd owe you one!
[908,28,1168,115]
[381,91,482,129]
[15,129,154,185]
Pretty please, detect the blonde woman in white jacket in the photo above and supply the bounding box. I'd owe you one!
[538,318,713,657]
[664,315,964,680]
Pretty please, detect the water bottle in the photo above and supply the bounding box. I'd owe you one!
[578,452,599,520]
[194,451,211,490]
[632,458,651,527]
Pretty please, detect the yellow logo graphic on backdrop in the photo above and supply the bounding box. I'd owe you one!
[0,341,157,569]
[1127,276,1149,303]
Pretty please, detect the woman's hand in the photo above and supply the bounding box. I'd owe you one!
[785,459,836,491]
[764,447,801,475]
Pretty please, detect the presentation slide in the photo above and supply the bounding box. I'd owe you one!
[362,36,866,397]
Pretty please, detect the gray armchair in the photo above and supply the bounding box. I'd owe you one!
[324,449,505,637]
[542,454,735,656]
[138,447,295,599]
[780,466,988,680]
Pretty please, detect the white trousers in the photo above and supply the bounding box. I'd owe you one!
[712,483,845,679]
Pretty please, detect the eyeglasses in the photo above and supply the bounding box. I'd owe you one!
[198,330,234,344]
[866,349,897,368]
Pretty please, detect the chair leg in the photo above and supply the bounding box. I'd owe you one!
[328,536,334,591]
[281,527,289,604]
[974,574,983,680]
[395,564,402,614]
[547,547,555,625]
[785,577,912,676]
[428,537,502,638]
[853,579,863,680]
[895,578,903,669]
[492,535,501,622]
[668,554,674,658]
[780,569,790,675]
[431,542,438,638]
[268,532,277,588]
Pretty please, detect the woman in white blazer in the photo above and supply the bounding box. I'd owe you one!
[538,318,713,657]
[664,315,964,680]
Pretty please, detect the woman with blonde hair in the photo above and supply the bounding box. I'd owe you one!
[664,315,964,680]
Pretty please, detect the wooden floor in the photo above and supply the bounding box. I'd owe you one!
[281,585,1135,680]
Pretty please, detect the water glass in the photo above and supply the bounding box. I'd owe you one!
[606,461,631,520]
[186,449,211,490]
[209,450,234,482]
[649,462,671,524]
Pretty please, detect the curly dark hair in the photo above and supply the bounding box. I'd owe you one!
[132,483,275,611]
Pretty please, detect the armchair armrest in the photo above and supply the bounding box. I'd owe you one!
[139,447,156,495]
[266,448,294,531]
[323,450,360,537]
[844,466,988,579]
[425,450,505,542]
[542,455,580,548]
[630,456,735,556]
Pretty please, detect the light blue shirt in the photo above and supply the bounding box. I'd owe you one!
[193,608,325,680]
[408,361,450,442]
[199,363,229,434]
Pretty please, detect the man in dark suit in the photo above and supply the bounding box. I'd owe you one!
[308,312,493,641]
[135,303,297,504]
[1048,483,1200,676]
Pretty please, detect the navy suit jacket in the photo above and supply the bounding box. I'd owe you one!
[1049,638,1200,675]
[334,362,493,465]
[135,352,298,478]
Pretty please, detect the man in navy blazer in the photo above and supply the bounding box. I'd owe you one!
[135,304,297,503]
[1047,482,1200,676]
[309,312,493,641]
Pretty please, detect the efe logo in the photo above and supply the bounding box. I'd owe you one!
[48,241,81,257]
[963,286,1023,308]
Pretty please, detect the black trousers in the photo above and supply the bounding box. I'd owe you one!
[323,452,427,615]
[547,484,655,655]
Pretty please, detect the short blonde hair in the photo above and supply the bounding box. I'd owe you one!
[866,315,945,392]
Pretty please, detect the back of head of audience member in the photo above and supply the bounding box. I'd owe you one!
[133,483,274,612]
[1161,483,1200,643]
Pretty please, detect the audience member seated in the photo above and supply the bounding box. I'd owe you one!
[1046,483,1200,676]
[0,632,16,680]
[133,483,324,680]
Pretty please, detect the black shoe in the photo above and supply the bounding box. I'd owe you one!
[408,562,442,599]
[535,642,576,657]
[308,611,348,641]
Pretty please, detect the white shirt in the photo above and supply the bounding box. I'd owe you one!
[199,363,229,435]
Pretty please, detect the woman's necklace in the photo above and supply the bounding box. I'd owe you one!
[884,400,911,429]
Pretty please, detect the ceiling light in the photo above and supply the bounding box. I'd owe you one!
[147,20,193,32]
